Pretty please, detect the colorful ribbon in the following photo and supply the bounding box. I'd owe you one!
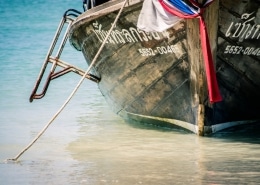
[159,0,222,103]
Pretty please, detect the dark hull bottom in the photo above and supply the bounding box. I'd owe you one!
[122,111,259,135]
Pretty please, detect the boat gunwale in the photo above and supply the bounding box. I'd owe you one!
[69,0,144,51]
[71,0,143,29]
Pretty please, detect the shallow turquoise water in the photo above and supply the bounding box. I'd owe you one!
[0,1,260,184]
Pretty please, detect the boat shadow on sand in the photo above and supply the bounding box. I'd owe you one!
[210,122,260,144]
[125,119,260,144]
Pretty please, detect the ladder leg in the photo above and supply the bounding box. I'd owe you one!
[30,17,72,102]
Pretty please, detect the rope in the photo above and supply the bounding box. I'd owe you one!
[7,0,128,162]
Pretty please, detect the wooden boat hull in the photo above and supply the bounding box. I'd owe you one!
[69,0,260,135]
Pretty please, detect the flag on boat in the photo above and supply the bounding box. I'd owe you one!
[137,0,222,103]
[137,0,182,32]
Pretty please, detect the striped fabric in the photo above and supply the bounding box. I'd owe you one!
[159,0,222,103]
[159,0,214,17]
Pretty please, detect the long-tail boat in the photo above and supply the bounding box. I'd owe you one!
[30,0,260,136]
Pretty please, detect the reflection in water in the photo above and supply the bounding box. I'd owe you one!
[66,100,260,185]
[1,85,259,185]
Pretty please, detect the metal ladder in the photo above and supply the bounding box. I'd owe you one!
[30,9,100,102]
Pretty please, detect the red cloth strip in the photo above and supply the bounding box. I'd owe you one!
[199,16,222,103]
[159,0,222,103]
